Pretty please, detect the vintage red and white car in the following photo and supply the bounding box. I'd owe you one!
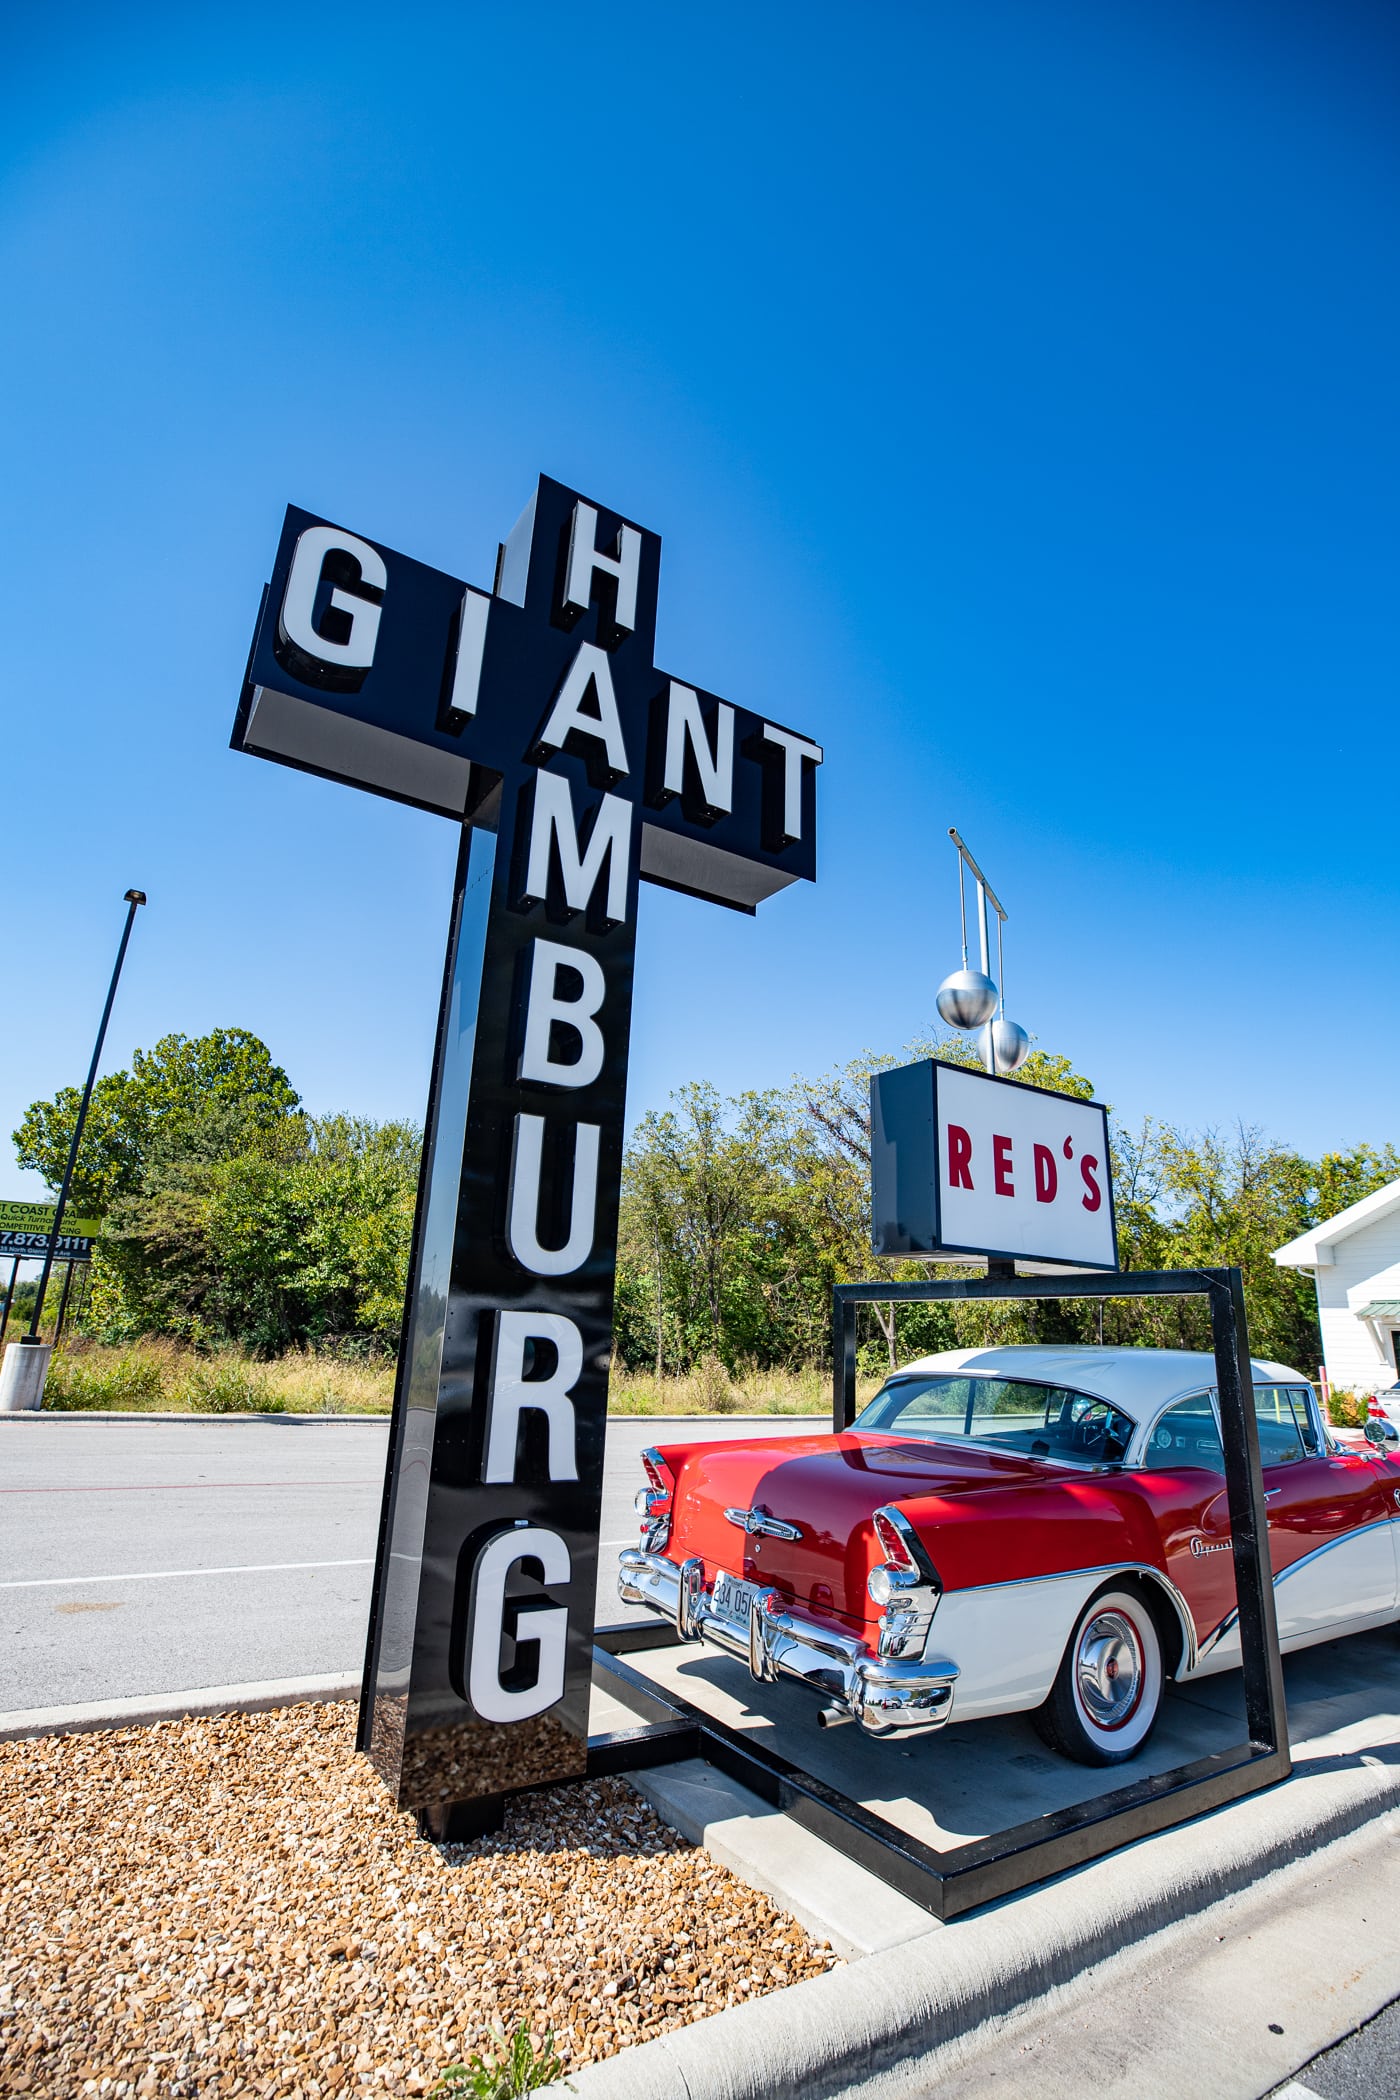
[619,1345,1400,1764]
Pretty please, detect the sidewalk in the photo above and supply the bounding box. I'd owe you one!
[549,1701,1400,2100]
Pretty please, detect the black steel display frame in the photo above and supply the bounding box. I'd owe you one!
[583,1264,1291,1922]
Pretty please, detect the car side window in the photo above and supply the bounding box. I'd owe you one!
[1284,1386,1323,1457]
[1146,1394,1224,1472]
[1253,1386,1306,1466]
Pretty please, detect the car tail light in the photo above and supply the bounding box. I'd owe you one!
[873,1507,921,1574]
[635,1448,674,1552]
[868,1505,942,1657]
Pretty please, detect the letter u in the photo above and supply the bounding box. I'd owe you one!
[507,1113,600,1276]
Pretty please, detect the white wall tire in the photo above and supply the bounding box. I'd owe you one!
[1033,1584,1164,1766]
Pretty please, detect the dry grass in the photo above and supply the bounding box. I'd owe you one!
[606,1356,881,1417]
[43,1339,394,1417]
[41,1338,879,1420]
[0,1702,837,2096]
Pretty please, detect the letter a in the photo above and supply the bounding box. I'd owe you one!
[535,643,629,778]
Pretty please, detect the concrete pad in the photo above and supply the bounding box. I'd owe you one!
[610,1626,1400,1853]
[616,1640,1248,1849]
[630,1758,938,1960]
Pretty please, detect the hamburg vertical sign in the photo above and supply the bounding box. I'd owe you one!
[232,477,822,1830]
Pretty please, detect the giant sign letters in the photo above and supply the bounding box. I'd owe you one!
[232,478,822,1829]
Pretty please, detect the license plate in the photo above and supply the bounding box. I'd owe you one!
[711,1570,758,1624]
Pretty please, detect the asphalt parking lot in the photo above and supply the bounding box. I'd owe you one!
[0,1413,818,1715]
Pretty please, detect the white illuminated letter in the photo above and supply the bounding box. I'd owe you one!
[483,1311,582,1483]
[522,771,631,925]
[760,724,824,844]
[663,684,734,815]
[445,588,490,718]
[467,1526,571,1723]
[507,1114,600,1276]
[536,644,630,776]
[279,524,387,671]
[520,939,606,1089]
[564,501,640,634]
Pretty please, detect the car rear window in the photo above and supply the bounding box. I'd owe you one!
[856,1374,1134,1465]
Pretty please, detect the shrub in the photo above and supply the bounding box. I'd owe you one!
[1326,1387,1369,1430]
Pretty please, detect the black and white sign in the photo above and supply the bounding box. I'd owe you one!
[870,1058,1117,1270]
[232,477,822,1828]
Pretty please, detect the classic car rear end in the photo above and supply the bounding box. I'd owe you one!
[620,1431,958,1734]
[619,1344,1400,1764]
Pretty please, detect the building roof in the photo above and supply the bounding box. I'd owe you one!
[1273,1176,1400,1270]
[894,1344,1305,1417]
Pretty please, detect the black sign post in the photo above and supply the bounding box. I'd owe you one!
[232,477,822,1831]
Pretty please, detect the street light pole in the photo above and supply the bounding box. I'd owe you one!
[23,889,146,1347]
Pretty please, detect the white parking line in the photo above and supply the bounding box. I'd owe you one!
[0,1559,374,1591]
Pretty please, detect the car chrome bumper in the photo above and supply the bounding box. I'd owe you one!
[617,1548,958,1737]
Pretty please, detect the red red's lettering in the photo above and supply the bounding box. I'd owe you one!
[1080,1153,1102,1211]
[993,1134,1014,1197]
[1033,1143,1057,1204]
[948,1124,974,1190]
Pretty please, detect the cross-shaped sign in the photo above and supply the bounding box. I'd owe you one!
[233,476,822,1832]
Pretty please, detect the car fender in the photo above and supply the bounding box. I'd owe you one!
[929,1560,1193,1721]
[887,1481,1190,1721]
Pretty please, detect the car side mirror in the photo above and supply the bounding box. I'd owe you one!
[1364,1417,1399,1448]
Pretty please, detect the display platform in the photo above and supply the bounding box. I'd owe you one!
[599,1638,1248,1847]
[587,1612,1400,1923]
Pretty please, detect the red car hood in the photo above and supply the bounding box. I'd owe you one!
[656,1429,1048,1627]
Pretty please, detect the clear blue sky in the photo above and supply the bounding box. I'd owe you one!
[3,1,1396,1201]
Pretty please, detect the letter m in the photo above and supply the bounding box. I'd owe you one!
[521,770,632,926]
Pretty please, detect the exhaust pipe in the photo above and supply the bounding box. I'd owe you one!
[817,1703,854,1729]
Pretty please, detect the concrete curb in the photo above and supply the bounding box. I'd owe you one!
[0,1409,808,1424]
[0,1411,390,1424]
[549,1751,1400,2100]
[0,1673,360,1741]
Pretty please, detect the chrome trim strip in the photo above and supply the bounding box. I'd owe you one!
[1197,1518,1398,1658]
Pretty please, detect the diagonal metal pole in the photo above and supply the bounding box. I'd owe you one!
[24,890,145,1344]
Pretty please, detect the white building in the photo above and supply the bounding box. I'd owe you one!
[1274,1179,1400,1397]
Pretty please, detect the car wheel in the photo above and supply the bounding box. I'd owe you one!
[1033,1583,1164,1765]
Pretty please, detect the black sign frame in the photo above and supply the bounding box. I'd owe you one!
[230,476,824,1832]
[587,1265,1291,1921]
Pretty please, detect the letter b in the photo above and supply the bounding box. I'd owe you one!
[520,939,606,1089]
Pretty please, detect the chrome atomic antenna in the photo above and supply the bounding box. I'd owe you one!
[935,829,1030,1075]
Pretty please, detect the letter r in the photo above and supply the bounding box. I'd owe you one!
[948,1125,974,1190]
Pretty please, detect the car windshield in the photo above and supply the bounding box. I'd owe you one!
[855,1373,1135,1465]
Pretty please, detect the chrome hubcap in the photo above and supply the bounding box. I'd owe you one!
[1075,1609,1143,1729]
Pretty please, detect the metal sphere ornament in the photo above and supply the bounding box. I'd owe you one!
[936,968,998,1030]
[990,1015,1030,1073]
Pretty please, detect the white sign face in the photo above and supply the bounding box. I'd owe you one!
[934,1063,1116,1268]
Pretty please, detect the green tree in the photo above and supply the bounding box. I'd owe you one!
[16,1029,421,1354]
[14,1028,302,1212]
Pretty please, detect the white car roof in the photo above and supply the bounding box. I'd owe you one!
[886,1345,1308,1418]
